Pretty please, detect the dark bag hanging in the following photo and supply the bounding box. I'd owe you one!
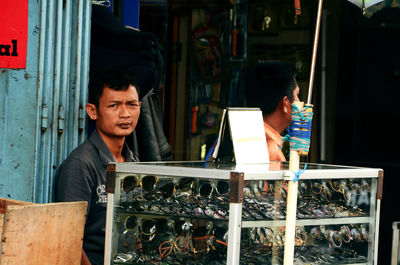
[90,4,171,161]
[90,4,164,97]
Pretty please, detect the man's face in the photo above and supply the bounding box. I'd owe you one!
[88,85,141,139]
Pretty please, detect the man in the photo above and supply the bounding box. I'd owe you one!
[55,68,141,265]
[246,61,300,161]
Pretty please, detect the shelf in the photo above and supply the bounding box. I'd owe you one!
[242,216,371,228]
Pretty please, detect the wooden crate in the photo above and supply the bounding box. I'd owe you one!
[0,198,87,265]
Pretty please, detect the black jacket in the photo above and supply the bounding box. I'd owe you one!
[128,88,171,161]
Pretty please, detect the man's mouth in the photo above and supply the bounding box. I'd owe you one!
[117,122,132,129]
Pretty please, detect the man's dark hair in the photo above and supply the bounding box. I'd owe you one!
[88,68,140,107]
[245,61,297,115]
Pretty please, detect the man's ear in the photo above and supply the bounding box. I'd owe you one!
[86,103,98,120]
[281,96,290,114]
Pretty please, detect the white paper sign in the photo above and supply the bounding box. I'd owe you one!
[228,108,269,164]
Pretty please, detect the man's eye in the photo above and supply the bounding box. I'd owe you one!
[109,104,118,108]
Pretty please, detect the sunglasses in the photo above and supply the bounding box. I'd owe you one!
[121,175,158,192]
[158,177,195,198]
[123,215,166,242]
[198,180,230,198]
[123,215,138,234]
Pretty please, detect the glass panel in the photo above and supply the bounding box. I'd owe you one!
[240,224,369,264]
[242,178,372,221]
[112,173,230,264]
[240,177,374,264]
[298,178,372,219]
[243,180,286,221]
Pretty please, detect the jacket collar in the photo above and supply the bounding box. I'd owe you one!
[88,129,135,168]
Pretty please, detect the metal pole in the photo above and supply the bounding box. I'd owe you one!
[320,10,327,162]
[307,0,324,105]
[284,1,324,263]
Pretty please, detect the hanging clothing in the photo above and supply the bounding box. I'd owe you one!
[128,88,172,161]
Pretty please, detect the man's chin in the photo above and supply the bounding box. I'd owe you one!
[120,131,134,137]
[114,128,135,137]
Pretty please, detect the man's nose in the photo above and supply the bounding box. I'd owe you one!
[120,104,130,117]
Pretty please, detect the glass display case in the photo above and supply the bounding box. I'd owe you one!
[104,161,383,265]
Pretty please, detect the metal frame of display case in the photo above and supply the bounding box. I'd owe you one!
[104,161,383,265]
[391,221,400,265]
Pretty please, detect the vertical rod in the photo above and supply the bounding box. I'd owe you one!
[307,0,324,105]
[59,0,72,161]
[283,150,300,265]
[79,0,91,143]
[33,0,45,202]
[48,0,63,201]
[320,10,327,162]
[374,200,381,264]
[228,172,244,265]
[283,102,303,265]
[104,193,115,265]
[391,221,399,265]
[42,0,56,203]
[33,0,48,203]
[72,0,84,148]
[227,203,242,265]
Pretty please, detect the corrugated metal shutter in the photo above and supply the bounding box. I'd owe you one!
[0,0,91,203]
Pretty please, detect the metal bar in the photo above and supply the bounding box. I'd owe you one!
[320,10,328,162]
[227,172,244,265]
[59,0,72,161]
[104,193,115,265]
[391,221,400,265]
[114,163,233,179]
[41,0,56,203]
[242,216,371,228]
[33,0,48,203]
[307,0,324,105]
[227,203,242,265]
[48,0,63,202]
[66,3,78,154]
[72,0,84,148]
[369,178,378,264]
[283,148,300,265]
[79,0,91,143]
[374,199,381,264]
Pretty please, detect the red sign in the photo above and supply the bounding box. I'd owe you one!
[0,0,29,69]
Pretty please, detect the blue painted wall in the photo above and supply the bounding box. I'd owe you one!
[0,0,91,203]
[0,0,140,203]
[0,1,40,201]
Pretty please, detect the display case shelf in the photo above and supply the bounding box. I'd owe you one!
[243,217,371,228]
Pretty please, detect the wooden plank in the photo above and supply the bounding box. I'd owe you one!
[0,198,33,242]
[0,201,87,265]
[0,198,33,214]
